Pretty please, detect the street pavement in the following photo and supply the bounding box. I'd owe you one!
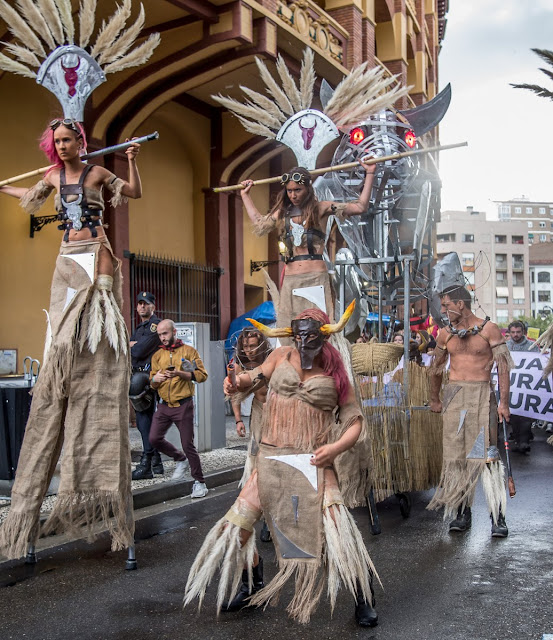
[0,430,552,640]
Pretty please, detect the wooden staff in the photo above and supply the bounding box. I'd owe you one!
[502,418,516,498]
[212,141,467,193]
[0,132,159,188]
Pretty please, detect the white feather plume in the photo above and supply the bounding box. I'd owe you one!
[276,53,302,112]
[15,0,56,49]
[0,42,41,68]
[299,47,315,109]
[54,0,74,43]
[36,0,64,45]
[255,56,295,117]
[89,0,132,59]
[78,0,96,48]
[102,33,160,74]
[0,0,46,56]
[96,3,145,65]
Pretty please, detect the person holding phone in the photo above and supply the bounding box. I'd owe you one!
[149,319,209,497]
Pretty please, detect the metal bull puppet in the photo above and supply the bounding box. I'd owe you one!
[314,84,452,335]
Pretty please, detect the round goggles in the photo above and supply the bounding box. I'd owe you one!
[49,118,82,134]
[280,171,308,186]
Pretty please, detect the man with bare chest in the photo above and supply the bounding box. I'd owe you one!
[428,287,513,537]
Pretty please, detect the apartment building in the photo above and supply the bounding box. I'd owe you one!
[436,208,530,324]
[529,243,553,318]
[495,197,553,244]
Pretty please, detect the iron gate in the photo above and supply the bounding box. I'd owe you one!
[126,251,222,339]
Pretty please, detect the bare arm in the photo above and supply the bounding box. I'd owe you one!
[311,418,362,467]
[0,185,29,198]
[341,160,376,216]
[102,141,142,199]
[487,323,510,422]
[239,180,275,227]
[429,330,448,412]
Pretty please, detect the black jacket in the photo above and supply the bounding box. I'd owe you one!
[131,314,162,369]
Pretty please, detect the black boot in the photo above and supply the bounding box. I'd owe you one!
[132,453,153,480]
[259,520,272,542]
[224,557,264,612]
[355,579,378,627]
[151,451,164,475]
[491,510,508,538]
[449,506,472,532]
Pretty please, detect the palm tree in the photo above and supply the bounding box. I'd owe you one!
[511,48,553,100]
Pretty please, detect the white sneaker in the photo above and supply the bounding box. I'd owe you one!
[171,460,190,481]
[191,481,208,499]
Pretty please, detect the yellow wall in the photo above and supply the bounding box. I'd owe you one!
[242,163,271,293]
[0,75,64,372]
[130,102,210,262]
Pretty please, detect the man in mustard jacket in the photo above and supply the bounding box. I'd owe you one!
[150,319,209,498]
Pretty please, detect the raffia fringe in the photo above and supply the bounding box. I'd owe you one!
[547,435,553,447]
[250,559,324,625]
[41,490,134,551]
[0,511,40,560]
[184,519,256,614]
[85,286,128,357]
[251,504,379,624]
[238,445,254,489]
[264,393,330,450]
[427,459,482,520]
[323,504,380,612]
[481,460,506,524]
[37,340,77,400]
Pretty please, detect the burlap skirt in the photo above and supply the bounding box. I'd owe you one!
[427,380,503,518]
[0,238,133,559]
[277,270,334,344]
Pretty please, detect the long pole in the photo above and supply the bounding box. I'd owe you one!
[502,418,516,497]
[0,132,159,187]
[212,141,468,193]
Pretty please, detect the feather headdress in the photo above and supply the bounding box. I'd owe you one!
[212,48,409,169]
[0,0,160,119]
[212,48,409,139]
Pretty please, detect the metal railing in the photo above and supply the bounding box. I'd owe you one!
[126,251,222,339]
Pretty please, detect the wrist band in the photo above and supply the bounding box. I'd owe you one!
[236,420,244,424]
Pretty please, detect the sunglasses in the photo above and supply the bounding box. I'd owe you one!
[280,171,308,186]
[49,118,82,135]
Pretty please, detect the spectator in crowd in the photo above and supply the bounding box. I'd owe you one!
[506,321,535,454]
[150,319,209,498]
[129,292,162,480]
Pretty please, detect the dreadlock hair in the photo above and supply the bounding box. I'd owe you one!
[236,328,272,368]
[440,285,472,310]
[269,167,319,232]
[295,308,350,405]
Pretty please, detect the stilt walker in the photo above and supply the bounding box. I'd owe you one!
[0,0,159,560]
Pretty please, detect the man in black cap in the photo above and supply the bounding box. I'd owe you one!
[130,292,162,479]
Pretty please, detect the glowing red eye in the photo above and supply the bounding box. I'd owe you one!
[349,127,365,145]
[404,130,416,148]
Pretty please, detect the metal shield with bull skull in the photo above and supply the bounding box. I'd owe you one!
[37,45,106,122]
[276,109,339,170]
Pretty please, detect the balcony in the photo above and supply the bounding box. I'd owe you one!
[276,0,346,64]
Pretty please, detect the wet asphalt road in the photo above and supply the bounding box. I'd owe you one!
[0,431,552,640]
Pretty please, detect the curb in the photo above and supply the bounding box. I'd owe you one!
[132,465,243,509]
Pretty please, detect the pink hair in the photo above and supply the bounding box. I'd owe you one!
[295,308,351,405]
[39,120,88,175]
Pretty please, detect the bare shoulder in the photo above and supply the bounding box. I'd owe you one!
[482,319,505,347]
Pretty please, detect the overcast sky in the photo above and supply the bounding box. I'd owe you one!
[438,1,553,217]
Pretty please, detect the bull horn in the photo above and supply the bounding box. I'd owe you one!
[247,318,293,338]
[320,300,356,335]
